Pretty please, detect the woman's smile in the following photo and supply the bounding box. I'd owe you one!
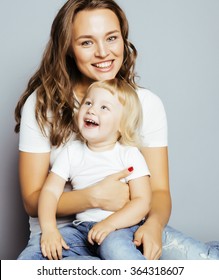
[92,60,114,72]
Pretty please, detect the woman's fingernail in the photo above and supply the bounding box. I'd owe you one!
[128,166,134,172]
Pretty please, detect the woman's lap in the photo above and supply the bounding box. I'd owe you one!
[17,223,219,260]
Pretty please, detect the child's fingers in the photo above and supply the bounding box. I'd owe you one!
[88,229,94,245]
[88,228,107,245]
[46,247,53,260]
[41,244,47,258]
[92,230,103,244]
[50,245,60,260]
[41,243,53,259]
[57,243,64,260]
[97,232,108,245]
[88,228,102,245]
[61,238,70,250]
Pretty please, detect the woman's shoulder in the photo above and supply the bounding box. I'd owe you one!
[136,87,164,106]
[22,91,37,113]
[25,91,37,104]
[136,87,166,115]
[136,87,168,147]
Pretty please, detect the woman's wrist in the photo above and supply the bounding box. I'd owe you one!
[86,184,102,209]
[144,214,165,231]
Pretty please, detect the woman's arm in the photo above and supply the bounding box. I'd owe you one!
[19,151,131,217]
[134,146,171,260]
[57,169,131,216]
[88,175,151,245]
[19,152,50,217]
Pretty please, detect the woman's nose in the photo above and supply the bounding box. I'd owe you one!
[95,42,109,57]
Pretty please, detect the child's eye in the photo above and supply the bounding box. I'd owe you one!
[84,101,92,106]
[101,105,109,110]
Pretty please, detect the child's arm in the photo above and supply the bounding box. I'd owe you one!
[88,175,151,245]
[38,172,69,260]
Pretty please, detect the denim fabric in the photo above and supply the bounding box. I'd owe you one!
[65,221,145,260]
[17,223,219,260]
[97,224,146,260]
[161,225,219,260]
[17,224,100,260]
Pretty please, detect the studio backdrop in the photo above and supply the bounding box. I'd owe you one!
[0,0,219,259]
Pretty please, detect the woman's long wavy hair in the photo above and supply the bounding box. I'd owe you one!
[77,79,143,148]
[14,0,138,147]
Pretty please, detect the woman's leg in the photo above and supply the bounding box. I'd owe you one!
[17,233,47,260]
[161,225,219,260]
[98,225,146,260]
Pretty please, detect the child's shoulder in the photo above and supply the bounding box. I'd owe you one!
[67,140,84,150]
[117,142,140,155]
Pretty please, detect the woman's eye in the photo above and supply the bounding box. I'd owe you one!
[107,36,117,42]
[81,41,93,47]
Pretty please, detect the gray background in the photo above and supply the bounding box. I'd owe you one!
[0,0,218,259]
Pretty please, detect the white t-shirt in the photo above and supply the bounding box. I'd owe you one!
[51,141,150,222]
[19,87,168,235]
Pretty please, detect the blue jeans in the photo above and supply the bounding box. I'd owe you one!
[72,221,146,260]
[17,224,100,260]
[17,223,219,260]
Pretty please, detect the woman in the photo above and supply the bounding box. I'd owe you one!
[15,0,219,260]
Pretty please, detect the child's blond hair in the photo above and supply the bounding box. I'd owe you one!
[80,78,143,148]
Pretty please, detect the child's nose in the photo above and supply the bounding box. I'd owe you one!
[87,106,96,115]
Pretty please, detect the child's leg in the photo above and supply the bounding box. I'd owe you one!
[61,222,100,259]
[98,225,146,260]
[17,223,100,260]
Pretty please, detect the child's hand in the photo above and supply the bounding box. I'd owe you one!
[88,221,116,245]
[40,228,69,260]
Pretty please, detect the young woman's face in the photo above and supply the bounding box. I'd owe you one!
[71,9,124,83]
[78,86,123,149]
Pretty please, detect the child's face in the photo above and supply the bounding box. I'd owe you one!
[78,86,123,148]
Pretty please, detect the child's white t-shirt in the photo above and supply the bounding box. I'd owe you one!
[51,141,150,222]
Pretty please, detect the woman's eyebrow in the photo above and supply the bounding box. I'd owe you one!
[75,30,120,41]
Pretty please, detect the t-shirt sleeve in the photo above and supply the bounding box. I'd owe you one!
[51,146,71,181]
[124,147,150,182]
[138,89,168,147]
[19,92,51,153]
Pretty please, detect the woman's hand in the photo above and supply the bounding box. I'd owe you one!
[90,168,132,212]
[134,219,163,260]
[40,228,69,260]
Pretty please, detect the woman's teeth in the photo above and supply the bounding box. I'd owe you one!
[94,61,112,68]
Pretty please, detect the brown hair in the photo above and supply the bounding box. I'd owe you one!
[14,0,138,147]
